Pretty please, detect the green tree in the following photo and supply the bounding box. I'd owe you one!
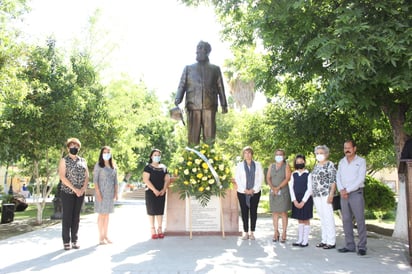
[185,0,411,160]
[0,39,112,223]
[105,76,178,182]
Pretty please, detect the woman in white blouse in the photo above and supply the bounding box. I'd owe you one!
[234,146,264,240]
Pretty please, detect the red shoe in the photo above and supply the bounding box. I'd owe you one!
[152,233,159,239]
[151,227,158,239]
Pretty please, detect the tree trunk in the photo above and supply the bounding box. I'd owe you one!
[382,103,409,239]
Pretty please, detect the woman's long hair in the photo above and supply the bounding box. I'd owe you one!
[98,146,115,168]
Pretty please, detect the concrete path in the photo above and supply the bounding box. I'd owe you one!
[0,199,411,273]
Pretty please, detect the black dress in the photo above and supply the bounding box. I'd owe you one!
[144,164,168,215]
[291,172,313,220]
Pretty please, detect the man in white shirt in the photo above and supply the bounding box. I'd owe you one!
[336,140,367,256]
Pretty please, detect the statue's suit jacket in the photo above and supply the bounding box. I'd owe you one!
[176,62,228,111]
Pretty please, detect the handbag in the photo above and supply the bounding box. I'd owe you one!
[332,194,341,211]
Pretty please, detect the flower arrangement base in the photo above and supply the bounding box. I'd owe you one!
[165,188,240,237]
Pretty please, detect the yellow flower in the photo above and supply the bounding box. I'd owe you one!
[200,150,206,154]
[201,162,208,169]
[196,173,203,179]
[184,181,189,185]
[199,186,204,192]
[187,161,193,166]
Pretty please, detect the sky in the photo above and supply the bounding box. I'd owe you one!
[20,0,266,108]
[20,1,228,93]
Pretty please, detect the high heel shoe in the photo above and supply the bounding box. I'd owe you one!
[157,227,164,239]
[272,231,280,242]
[280,232,287,243]
[151,227,158,239]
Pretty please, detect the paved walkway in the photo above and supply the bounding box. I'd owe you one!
[0,199,411,274]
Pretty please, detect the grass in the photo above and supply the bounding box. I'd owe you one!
[10,202,95,221]
[13,203,55,220]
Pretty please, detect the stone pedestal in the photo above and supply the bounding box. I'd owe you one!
[165,188,240,236]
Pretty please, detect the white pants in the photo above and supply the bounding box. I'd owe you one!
[313,196,336,245]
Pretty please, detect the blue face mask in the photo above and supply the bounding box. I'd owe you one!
[275,155,283,163]
[153,156,161,163]
[103,153,111,161]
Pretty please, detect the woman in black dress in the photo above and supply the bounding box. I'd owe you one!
[288,155,313,247]
[142,149,170,239]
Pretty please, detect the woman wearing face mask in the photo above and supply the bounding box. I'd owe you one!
[142,149,171,239]
[93,146,118,245]
[266,149,291,243]
[311,145,337,249]
[289,155,313,247]
[58,137,89,251]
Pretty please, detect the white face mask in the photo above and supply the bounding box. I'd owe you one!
[102,153,111,161]
[275,155,284,163]
[316,154,325,162]
[153,156,161,163]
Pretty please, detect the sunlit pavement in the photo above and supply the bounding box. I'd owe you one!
[0,199,411,274]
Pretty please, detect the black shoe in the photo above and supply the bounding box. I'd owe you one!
[292,242,301,246]
[358,249,366,256]
[300,243,309,247]
[338,247,355,253]
[316,242,326,248]
[323,244,335,249]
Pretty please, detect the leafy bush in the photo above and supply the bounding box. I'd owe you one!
[364,175,395,220]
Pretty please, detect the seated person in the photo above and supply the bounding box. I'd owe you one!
[20,184,31,198]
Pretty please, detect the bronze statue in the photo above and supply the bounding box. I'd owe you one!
[175,41,228,145]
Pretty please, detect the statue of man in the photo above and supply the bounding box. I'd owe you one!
[175,41,228,145]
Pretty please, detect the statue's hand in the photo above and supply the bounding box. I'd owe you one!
[174,99,180,106]
[222,106,228,114]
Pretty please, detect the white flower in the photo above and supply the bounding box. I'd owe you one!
[184,169,189,175]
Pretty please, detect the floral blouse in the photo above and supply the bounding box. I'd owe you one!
[311,161,336,197]
[61,155,88,194]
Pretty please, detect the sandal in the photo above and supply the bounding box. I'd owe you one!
[157,227,164,239]
[151,227,158,239]
[280,232,286,243]
[63,243,71,251]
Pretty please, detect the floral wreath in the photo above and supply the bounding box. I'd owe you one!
[172,143,233,207]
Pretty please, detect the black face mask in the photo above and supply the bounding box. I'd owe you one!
[295,163,305,169]
[69,147,79,155]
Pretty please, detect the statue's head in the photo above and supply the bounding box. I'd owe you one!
[196,41,211,62]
